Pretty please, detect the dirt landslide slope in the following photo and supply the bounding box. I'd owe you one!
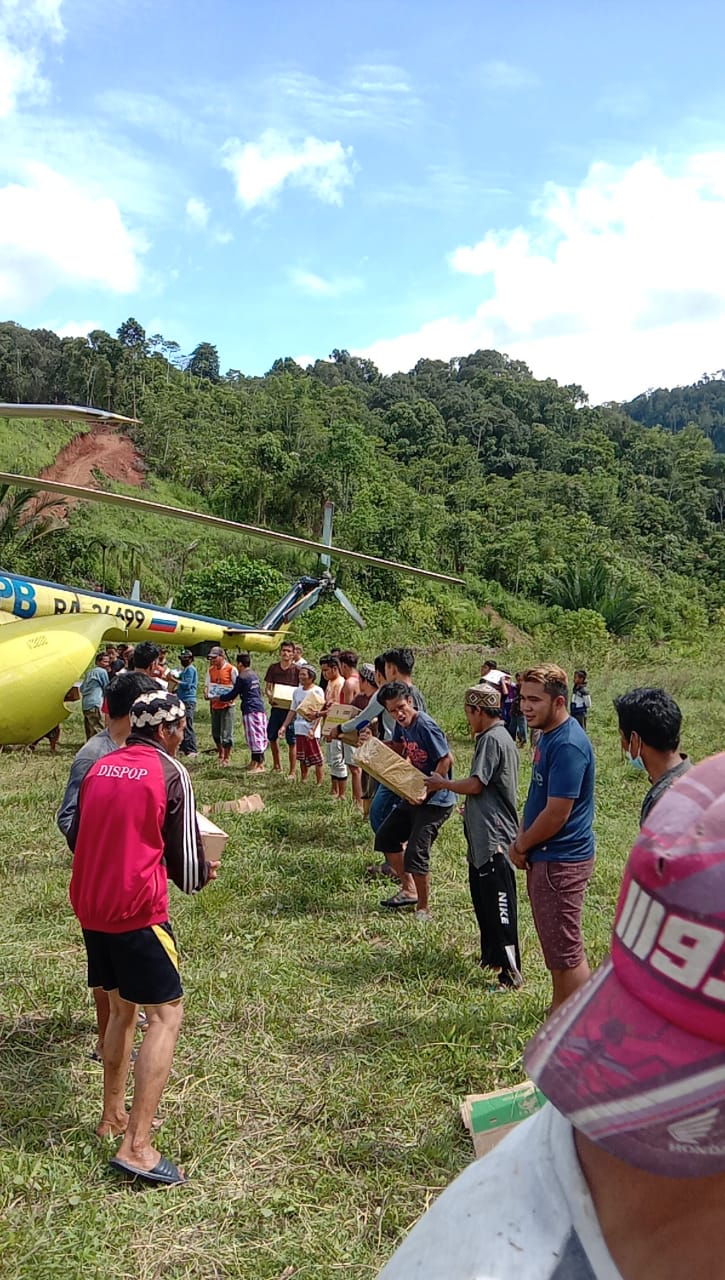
[40,426,144,490]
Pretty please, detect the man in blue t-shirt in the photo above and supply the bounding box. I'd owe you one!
[509,664,595,1012]
[174,650,198,757]
[80,652,111,740]
[364,681,454,922]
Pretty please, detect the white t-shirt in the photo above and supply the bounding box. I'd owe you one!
[378,1105,622,1280]
[291,685,323,738]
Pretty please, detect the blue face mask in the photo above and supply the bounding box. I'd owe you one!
[626,749,647,772]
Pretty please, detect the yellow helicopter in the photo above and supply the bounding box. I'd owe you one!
[0,405,463,743]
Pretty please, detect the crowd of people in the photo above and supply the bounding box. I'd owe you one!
[56,631,717,1269]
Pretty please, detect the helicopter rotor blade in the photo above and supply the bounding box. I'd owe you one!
[0,473,465,586]
[0,403,139,426]
[334,586,366,630]
[284,583,325,622]
[320,501,334,571]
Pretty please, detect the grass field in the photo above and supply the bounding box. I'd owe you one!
[0,418,89,475]
[1,646,721,1279]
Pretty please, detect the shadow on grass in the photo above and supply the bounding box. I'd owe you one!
[319,940,480,990]
[244,845,367,917]
[0,1011,92,1149]
[299,1000,534,1051]
[256,814,369,855]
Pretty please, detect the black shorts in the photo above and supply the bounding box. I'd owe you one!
[267,706,296,746]
[374,802,454,876]
[82,921,183,1005]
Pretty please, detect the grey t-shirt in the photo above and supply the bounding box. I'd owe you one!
[640,755,692,826]
[463,721,519,867]
[344,683,426,739]
[57,729,118,839]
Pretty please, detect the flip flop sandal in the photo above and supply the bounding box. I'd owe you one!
[380,891,418,909]
[109,1155,186,1185]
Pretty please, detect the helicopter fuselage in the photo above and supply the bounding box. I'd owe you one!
[0,571,284,653]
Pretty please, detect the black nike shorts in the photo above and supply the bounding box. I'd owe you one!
[82,921,183,1005]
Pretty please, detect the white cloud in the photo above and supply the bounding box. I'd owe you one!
[0,162,144,310]
[95,89,201,145]
[186,196,210,228]
[289,268,363,298]
[214,229,234,245]
[54,320,99,339]
[0,0,64,117]
[3,113,175,220]
[221,129,354,210]
[481,60,538,91]
[354,151,725,402]
[259,61,419,132]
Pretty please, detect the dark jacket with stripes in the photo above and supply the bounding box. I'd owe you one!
[68,734,208,932]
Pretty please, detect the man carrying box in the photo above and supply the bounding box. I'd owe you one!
[320,654,349,799]
[280,664,325,784]
[68,690,219,1186]
[364,682,454,922]
[204,646,236,766]
[264,640,299,776]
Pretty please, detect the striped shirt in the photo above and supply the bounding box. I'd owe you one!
[68,736,208,932]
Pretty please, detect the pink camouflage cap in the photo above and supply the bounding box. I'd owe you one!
[525,752,725,1177]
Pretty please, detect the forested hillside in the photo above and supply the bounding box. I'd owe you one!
[2,317,725,648]
[624,372,725,450]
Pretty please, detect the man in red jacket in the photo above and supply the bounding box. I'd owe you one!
[69,689,219,1185]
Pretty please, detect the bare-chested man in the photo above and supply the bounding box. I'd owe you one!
[339,650,363,811]
[320,654,348,799]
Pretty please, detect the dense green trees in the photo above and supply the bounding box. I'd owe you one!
[187,342,220,382]
[624,373,725,450]
[2,317,725,643]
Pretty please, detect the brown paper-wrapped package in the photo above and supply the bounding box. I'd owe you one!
[352,736,427,804]
[296,687,325,722]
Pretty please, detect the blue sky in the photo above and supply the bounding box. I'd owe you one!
[1,0,725,401]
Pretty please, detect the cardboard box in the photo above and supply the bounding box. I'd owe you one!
[296,687,325,722]
[201,794,265,817]
[352,736,427,804]
[196,812,229,861]
[321,703,356,739]
[461,1081,546,1158]
[271,683,294,710]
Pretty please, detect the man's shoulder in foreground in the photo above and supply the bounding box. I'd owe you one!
[378,1105,621,1280]
[72,728,115,766]
[641,755,693,825]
